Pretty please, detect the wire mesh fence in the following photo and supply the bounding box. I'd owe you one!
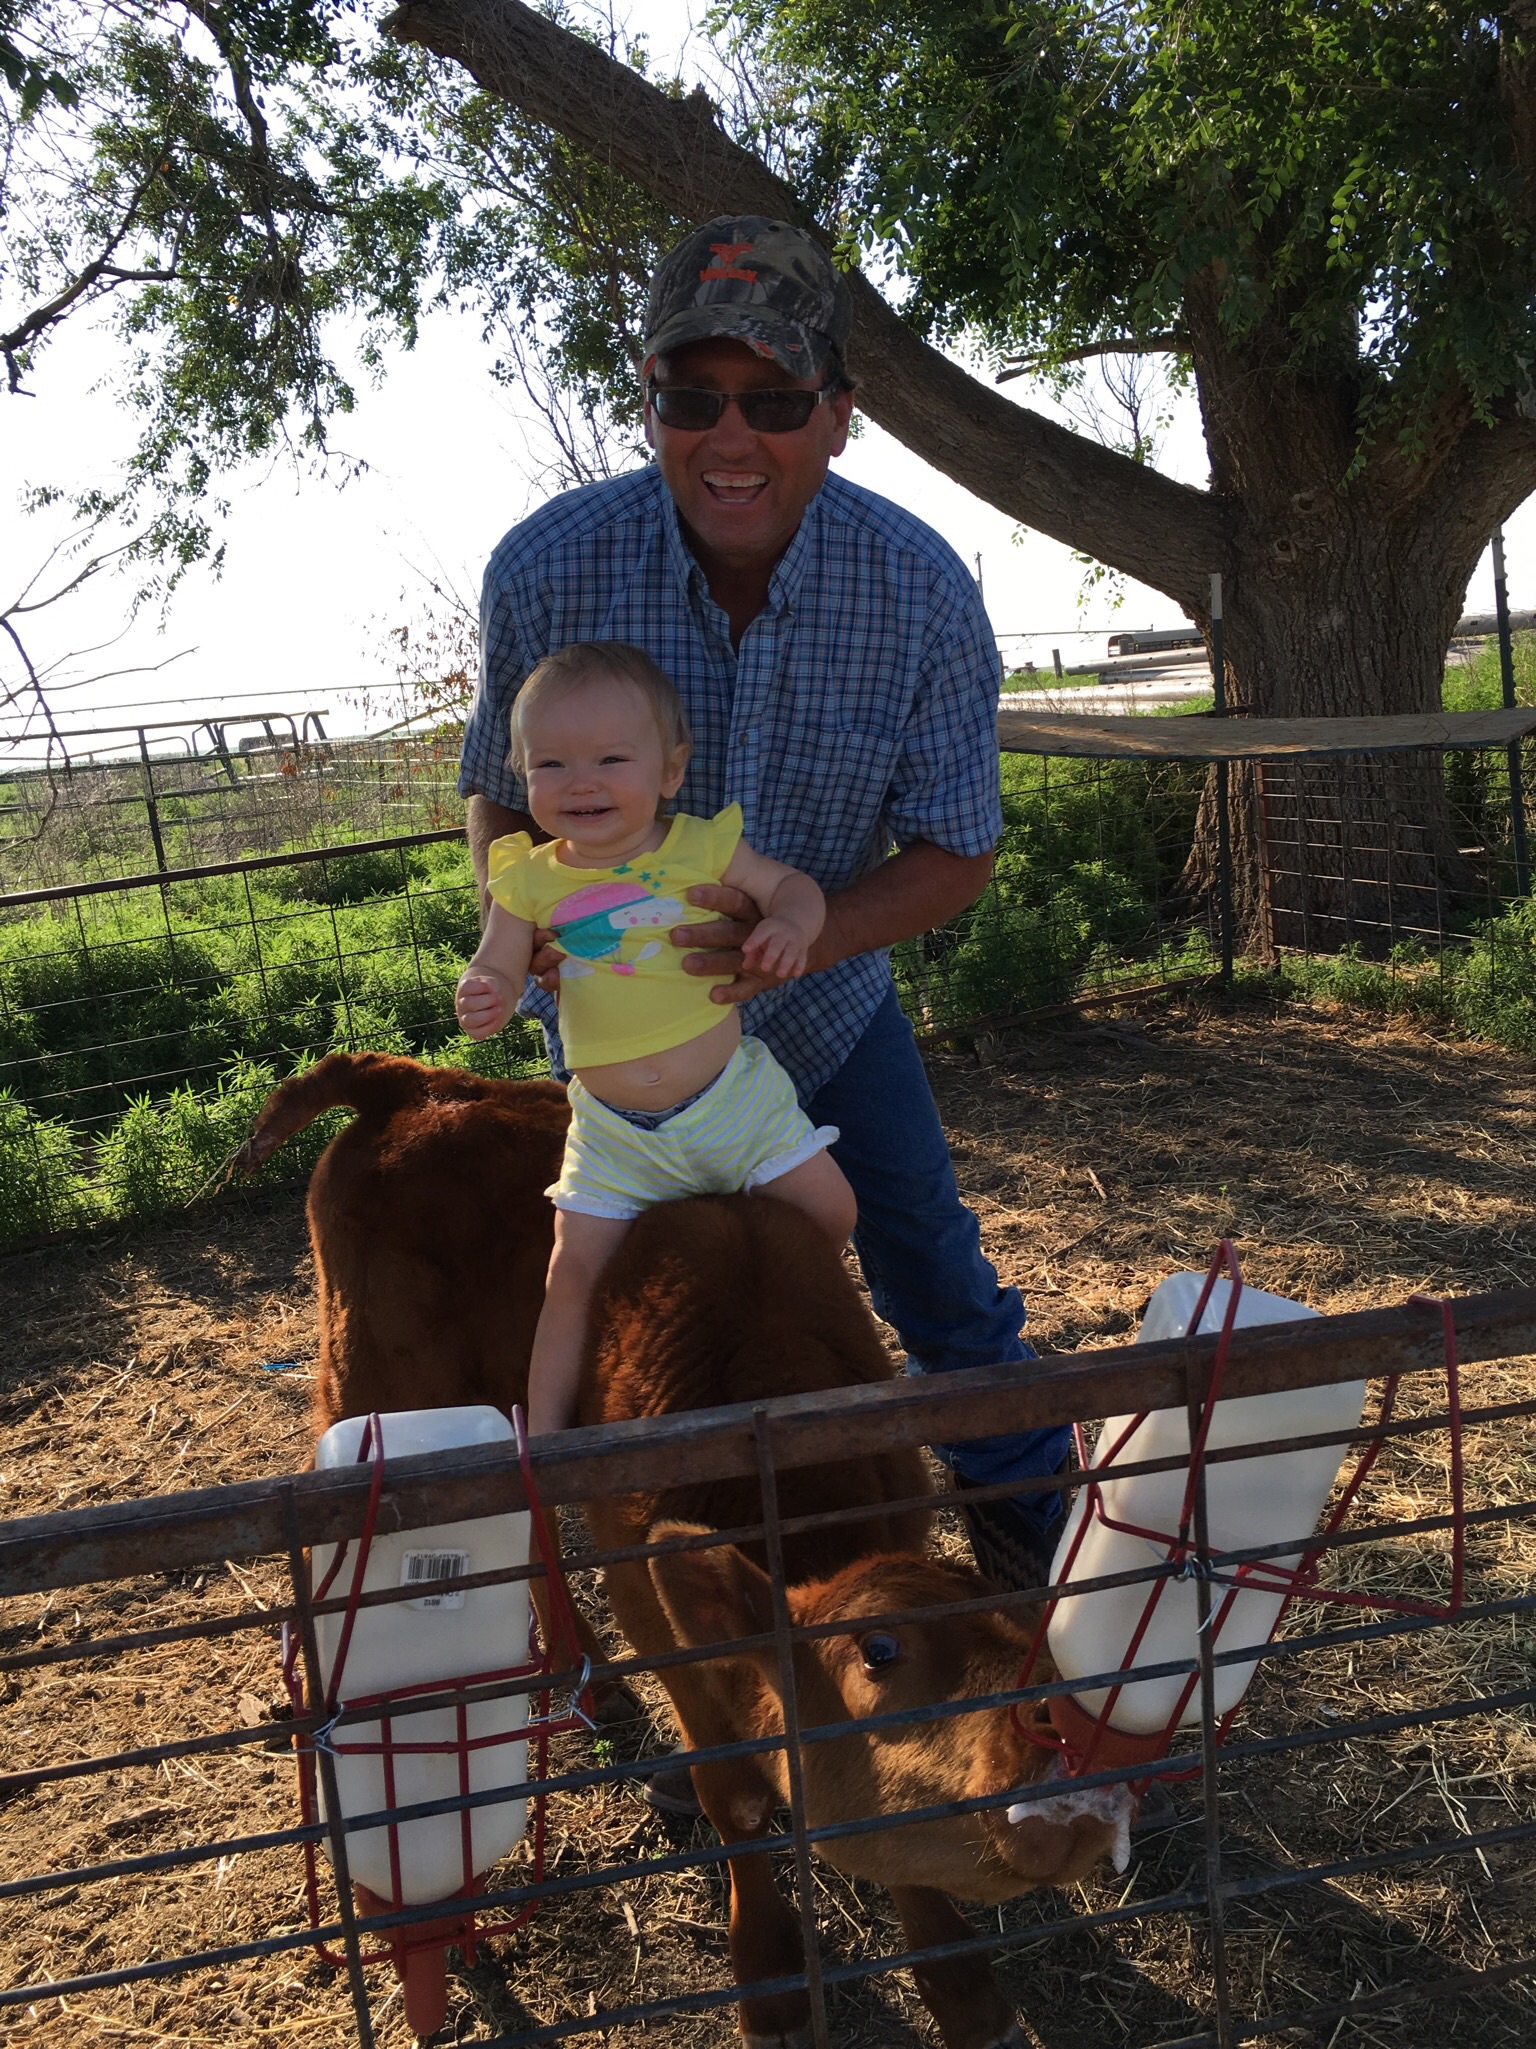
[1244,737,1535,1047]
[0,719,463,895]
[894,751,1220,1038]
[2,1286,1533,2048]
[0,732,1531,1242]
[0,829,545,1240]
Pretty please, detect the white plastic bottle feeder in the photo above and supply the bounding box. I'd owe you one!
[285,1405,581,2037]
[309,1406,533,1903]
[1042,1257,1366,1774]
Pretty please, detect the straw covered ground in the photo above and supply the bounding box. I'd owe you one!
[1,992,1533,2049]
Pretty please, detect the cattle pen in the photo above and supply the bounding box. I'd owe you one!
[2,1285,1534,2049]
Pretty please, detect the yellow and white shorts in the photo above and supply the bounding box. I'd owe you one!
[548,1036,838,1221]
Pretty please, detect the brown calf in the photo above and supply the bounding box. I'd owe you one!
[241,1053,1123,2049]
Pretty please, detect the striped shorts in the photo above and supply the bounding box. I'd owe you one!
[548,1036,838,1221]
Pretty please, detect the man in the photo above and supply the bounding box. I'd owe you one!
[460,216,1070,1595]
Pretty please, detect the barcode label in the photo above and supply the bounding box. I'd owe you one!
[400,1549,471,1610]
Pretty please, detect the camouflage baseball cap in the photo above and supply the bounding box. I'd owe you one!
[643,215,852,380]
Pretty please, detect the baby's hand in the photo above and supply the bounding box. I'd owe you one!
[455,969,513,1039]
[741,915,810,982]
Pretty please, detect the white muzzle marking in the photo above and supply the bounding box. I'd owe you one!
[1006,1758,1135,1874]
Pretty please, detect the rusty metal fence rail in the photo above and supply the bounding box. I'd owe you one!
[3,1292,1535,2047]
[0,722,464,896]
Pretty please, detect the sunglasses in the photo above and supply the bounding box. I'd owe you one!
[646,381,841,433]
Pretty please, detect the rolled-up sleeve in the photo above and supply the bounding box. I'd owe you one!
[884,579,1003,858]
[458,556,530,807]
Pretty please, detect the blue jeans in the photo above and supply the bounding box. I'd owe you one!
[806,986,1070,1537]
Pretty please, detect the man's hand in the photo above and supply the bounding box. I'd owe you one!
[530,931,566,996]
[675,882,772,1005]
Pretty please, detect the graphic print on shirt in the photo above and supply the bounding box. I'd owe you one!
[548,877,690,979]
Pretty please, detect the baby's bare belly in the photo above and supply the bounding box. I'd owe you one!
[574,1009,742,1111]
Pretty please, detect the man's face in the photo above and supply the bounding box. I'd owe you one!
[644,338,854,577]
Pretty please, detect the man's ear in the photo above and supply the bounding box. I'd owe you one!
[648,1521,776,1660]
[828,387,855,459]
[642,395,656,451]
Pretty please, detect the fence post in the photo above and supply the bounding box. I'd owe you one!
[753,1405,831,2049]
[1211,574,1235,985]
[137,727,169,875]
[1492,527,1531,899]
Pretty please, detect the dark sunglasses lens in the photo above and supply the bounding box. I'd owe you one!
[651,388,724,429]
[739,391,818,432]
[650,388,822,432]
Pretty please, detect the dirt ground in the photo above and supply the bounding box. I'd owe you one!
[1,993,1534,2049]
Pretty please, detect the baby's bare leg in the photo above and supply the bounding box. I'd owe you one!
[529,1209,633,1435]
[752,1151,857,1247]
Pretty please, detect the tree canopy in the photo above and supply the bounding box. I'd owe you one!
[748,0,1536,455]
[8,0,1536,688]
[0,1,680,574]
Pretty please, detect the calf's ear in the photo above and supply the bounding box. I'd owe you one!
[648,1520,776,1657]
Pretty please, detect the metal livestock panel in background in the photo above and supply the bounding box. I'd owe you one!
[0,722,1531,1239]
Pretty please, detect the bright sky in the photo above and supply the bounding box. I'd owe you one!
[4,0,1534,758]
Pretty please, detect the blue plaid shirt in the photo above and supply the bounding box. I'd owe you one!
[461,466,1003,1099]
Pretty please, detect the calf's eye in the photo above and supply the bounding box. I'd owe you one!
[859,1631,901,1672]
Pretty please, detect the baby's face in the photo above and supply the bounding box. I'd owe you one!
[521,676,686,859]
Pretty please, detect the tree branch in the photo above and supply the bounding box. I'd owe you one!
[0,615,70,815]
[381,0,1228,608]
[1,153,174,391]
[996,335,1190,382]
[183,0,299,318]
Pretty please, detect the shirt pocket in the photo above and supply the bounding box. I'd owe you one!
[765,722,898,887]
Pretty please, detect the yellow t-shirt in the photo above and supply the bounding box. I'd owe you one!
[486,806,744,1067]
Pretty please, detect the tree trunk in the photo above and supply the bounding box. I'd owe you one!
[1182,514,1483,954]
[1177,306,1504,951]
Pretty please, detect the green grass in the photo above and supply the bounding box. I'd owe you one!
[893,751,1213,1028]
[0,695,1531,1240]
[1443,630,1536,712]
[1003,666,1107,691]
[0,836,548,1235]
[1247,895,1536,1055]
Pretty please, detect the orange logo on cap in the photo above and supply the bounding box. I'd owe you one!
[700,240,758,283]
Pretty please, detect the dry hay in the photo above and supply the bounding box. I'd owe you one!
[1,995,1533,2049]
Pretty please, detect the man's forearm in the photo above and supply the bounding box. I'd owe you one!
[814,842,994,972]
[466,794,538,908]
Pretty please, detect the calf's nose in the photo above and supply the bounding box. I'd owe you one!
[1004,1762,1135,1877]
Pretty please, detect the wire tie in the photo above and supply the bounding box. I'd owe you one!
[560,1655,597,1732]
[1176,1554,1215,1582]
[310,1707,343,1756]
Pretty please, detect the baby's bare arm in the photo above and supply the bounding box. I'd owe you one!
[722,839,825,980]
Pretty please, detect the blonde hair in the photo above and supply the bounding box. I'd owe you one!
[508,642,692,777]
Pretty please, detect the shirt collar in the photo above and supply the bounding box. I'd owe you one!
[766,487,823,612]
[657,477,700,598]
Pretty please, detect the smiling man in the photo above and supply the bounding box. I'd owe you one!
[460,216,1069,1608]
